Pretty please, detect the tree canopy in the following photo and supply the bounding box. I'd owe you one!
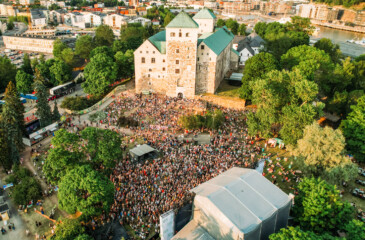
[293,177,353,234]
[95,25,114,46]
[34,71,53,127]
[75,35,95,60]
[58,165,114,218]
[15,70,34,94]
[0,56,17,93]
[341,95,365,162]
[82,53,117,96]
[52,219,85,240]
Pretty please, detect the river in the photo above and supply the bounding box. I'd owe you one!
[311,26,365,57]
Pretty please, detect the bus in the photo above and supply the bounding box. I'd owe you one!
[49,82,76,98]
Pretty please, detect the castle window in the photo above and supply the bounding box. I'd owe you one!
[140,51,142,53]
[151,58,155,63]
[176,60,179,64]
[176,49,180,53]
[201,45,204,50]
[148,74,150,77]
[170,32,175,37]
[146,51,149,53]
[153,51,155,54]
[175,69,180,74]
[179,32,182,37]
[149,69,152,72]
[198,57,199,61]
[141,57,145,63]
[186,33,189,37]
[163,59,165,62]
[163,67,165,71]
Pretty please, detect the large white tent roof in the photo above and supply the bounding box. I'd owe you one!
[129,144,156,157]
[191,167,291,234]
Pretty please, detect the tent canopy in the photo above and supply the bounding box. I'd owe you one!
[130,144,156,157]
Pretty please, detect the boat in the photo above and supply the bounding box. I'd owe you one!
[354,38,365,46]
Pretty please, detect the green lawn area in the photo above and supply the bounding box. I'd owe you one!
[215,79,241,98]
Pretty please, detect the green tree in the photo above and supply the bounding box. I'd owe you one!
[314,38,341,63]
[112,40,128,54]
[51,128,79,150]
[163,12,174,27]
[279,104,318,146]
[341,95,365,162]
[43,147,83,185]
[216,19,225,27]
[344,219,365,240]
[34,70,53,127]
[281,45,333,94]
[293,177,353,234]
[0,128,11,171]
[12,177,42,205]
[53,39,68,58]
[58,165,114,218]
[21,53,33,75]
[225,19,239,35]
[61,48,75,66]
[119,25,146,50]
[7,21,14,30]
[238,23,247,36]
[82,53,117,96]
[95,25,114,46]
[269,226,318,240]
[52,219,85,240]
[289,16,314,35]
[52,100,61,122]
[291,122,351,170]
[0,82,25,164]
[49,59,72,85]
[75,35,95,60]
[114,50,134,78]
[89,46,114,59]
[239,52,278,100]
[74,234,93,240]
[81,127,122,169]
[15,70,34,94]
[0,56,17,93]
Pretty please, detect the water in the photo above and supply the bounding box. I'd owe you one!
[311,26,365,57]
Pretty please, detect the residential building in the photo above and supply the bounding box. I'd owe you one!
[50,9,68,24]
[83,12,106,27]
[3,35,56,53]
[30,9,48,27]
[104,13,128,29]
[172,167,292,240]
[233,32,265,66]
[64,12,86,28]
[128,17,151,26]
[134,9,238,98]
[19,0,35,5]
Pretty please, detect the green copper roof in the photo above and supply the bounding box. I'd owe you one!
[166,11,199,29]
[148,30,166,54]
[231,48,239,56]
[193,8,216,20]
[198,26,234,55]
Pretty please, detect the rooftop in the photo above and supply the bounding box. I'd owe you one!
[166,11,199,29]
[193,8,216,20]
[148,30,166,54]
[198,26,235,55]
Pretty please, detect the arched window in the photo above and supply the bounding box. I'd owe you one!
[170,32,175,37]
[141,57,145,63]
[186,33,189,37]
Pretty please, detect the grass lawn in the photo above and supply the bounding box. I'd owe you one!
[215,79,241,98]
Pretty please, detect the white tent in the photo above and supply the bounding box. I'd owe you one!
[173,167,291,240]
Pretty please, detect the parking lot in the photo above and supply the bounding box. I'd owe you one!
[0,49,52,68]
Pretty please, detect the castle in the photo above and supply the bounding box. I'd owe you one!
[134,9,239,98]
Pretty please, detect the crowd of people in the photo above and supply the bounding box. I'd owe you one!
[102,92,267,238]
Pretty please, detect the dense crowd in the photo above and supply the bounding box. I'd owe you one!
[103,93,266,238]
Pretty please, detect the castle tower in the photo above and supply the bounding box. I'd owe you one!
[165,12,199,98]
[193,8,217,34]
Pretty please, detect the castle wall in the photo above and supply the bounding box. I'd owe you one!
[166,27,198,98]
[194,18,215,34]
[134,40,167,94]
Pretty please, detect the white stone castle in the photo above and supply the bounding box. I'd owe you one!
[134,9,239,98]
